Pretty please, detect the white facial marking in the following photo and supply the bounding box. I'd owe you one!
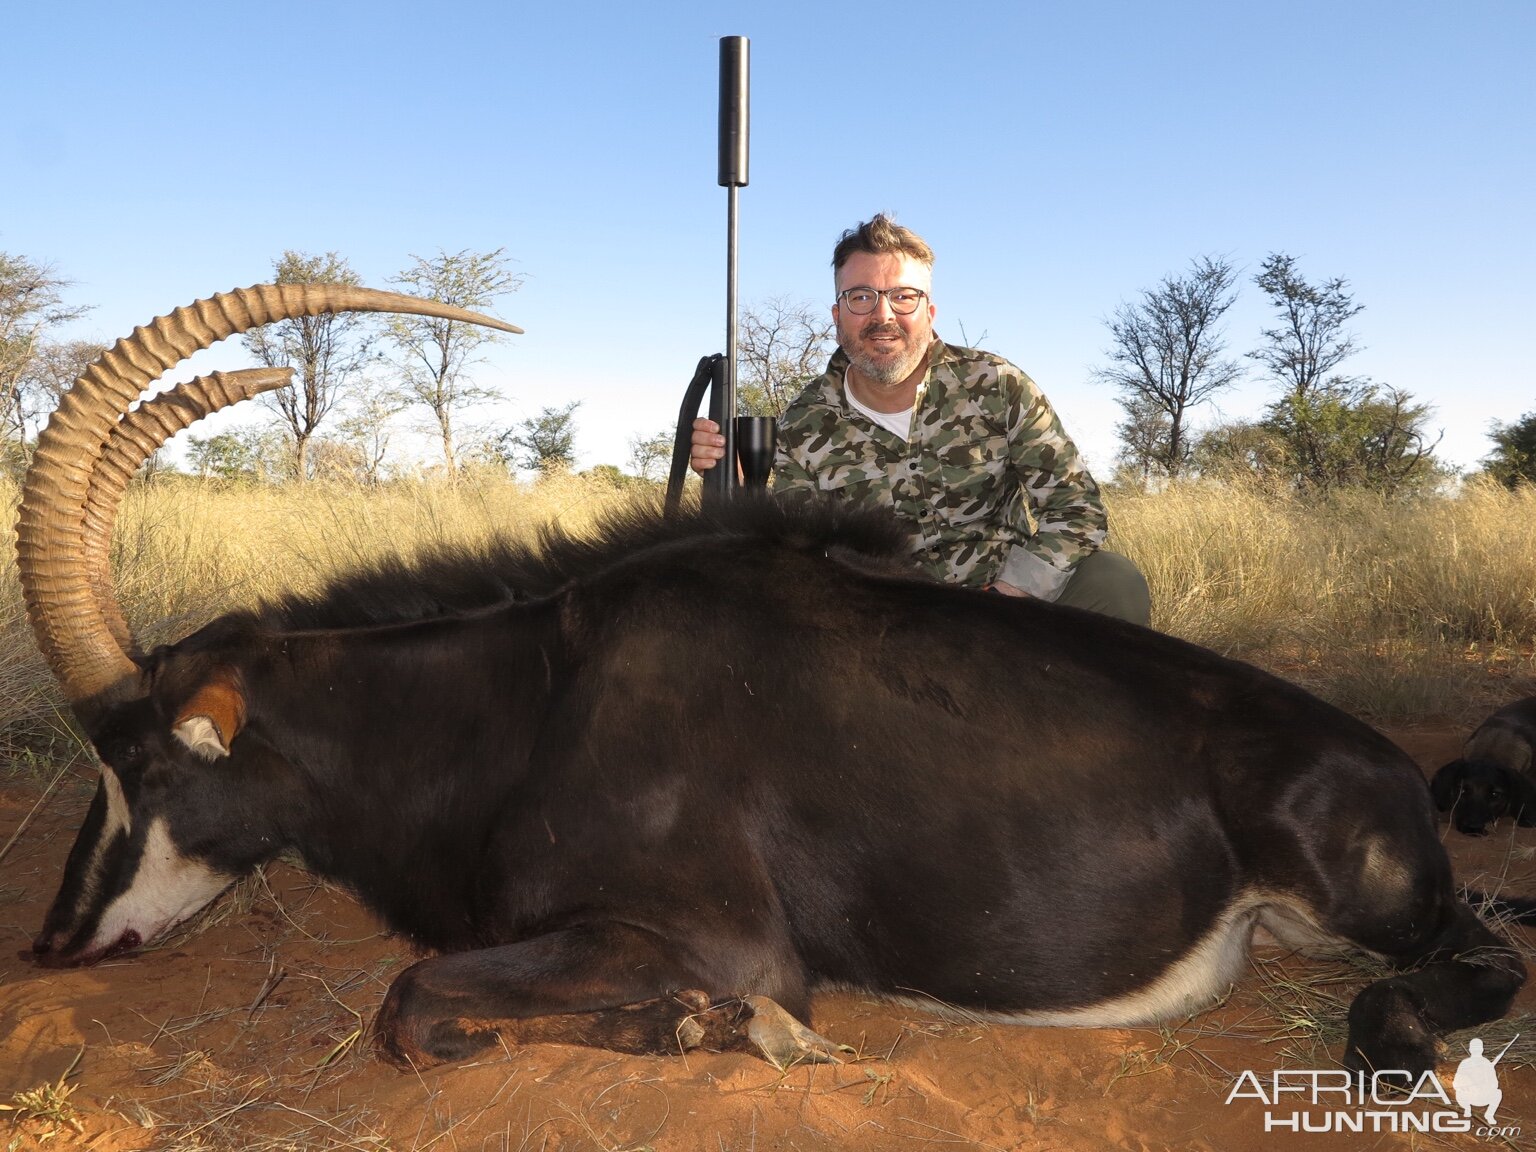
[173,715,229,760]
[88,817,230,955]
[67,768,134,916]
[100,765,132,838]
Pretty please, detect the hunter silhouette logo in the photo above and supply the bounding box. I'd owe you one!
[1225,1033,1522,1138]
[1454,1035,1516,1125]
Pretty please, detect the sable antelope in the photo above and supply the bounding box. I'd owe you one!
[18,286,1529,1076]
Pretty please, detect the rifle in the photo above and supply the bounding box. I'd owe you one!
[665,35,776,515]
[1491,1033,1519,1064]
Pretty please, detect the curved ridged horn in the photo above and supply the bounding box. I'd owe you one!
[17,284,522,717]
[83,367,295,653]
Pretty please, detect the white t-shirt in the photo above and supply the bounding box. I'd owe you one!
[843,370,915,441]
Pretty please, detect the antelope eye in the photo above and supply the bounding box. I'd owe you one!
[104,740,141,765]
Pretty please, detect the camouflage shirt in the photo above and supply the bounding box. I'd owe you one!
[772,340,1108,596]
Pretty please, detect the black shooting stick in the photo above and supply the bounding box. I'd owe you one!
[666,35,773,515]
[705,34,749,506]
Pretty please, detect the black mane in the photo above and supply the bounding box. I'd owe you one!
[252,495,914,631]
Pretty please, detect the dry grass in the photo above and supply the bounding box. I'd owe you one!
[0,469,641,749]
[1241,948,1536,1074]
[2,470,1534,749]
[1107,476,1536,723]
[104,469,644,647]
[0,1050,86,1144]
[1110,479,1536,650]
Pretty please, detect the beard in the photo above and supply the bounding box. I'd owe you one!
[840,317,930,387]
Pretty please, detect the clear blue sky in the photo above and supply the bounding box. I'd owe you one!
[5,0,1532,476]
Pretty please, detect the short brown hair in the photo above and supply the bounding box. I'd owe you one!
[831,214,935,271]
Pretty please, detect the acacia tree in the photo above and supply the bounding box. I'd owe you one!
[1112,394,1173,485]
[627,429,674,482]
[498,401,580,473]
[1262,384,1440,495]
[387,248,522,476]
[335,390,410,485]
[186,427,287,482]
[1191,420,1291,481]
[244,251,374,480]
[0,252,91,456]
[22,338,108,407]
[1481,411,1536,488]
[186,432,260,481]
[1095,256,1242,477]
[737,296,834,417]
[1248,254,1439,493]
[1248,253,1364,400]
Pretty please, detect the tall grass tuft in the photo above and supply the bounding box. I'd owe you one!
[1108,476,1536,722]
[104,469,642,647]
[2,471,1533,751]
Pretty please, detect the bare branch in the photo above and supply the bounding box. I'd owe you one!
[1248,252,1365,398]
[0,252,92,449]
[244,251,374,480]
[737,296,834,417]
[1095,256,1243,477]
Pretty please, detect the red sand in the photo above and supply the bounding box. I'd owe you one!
[2,728,1530,1151]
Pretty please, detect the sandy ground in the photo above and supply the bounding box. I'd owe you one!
[2,728,1533,1152]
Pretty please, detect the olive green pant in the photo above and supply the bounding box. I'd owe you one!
[1053,550,1151,628]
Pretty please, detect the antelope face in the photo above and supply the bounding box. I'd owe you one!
[29,697,284,967]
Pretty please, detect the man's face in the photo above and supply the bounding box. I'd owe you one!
[833,252,936,388]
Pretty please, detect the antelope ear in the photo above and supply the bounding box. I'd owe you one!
[1513,739,1534,776]
[171,671,246,760]
[1465,725,1531,774]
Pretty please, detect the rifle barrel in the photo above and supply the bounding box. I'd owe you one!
[1491,1033,1520,1064]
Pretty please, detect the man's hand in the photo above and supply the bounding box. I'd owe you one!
[989,580,1029,598]
[690,418,727,475]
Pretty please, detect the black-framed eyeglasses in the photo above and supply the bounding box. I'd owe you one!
[837,287,929,316]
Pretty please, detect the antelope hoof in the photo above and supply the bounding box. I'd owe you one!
[743,994,848,1070]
